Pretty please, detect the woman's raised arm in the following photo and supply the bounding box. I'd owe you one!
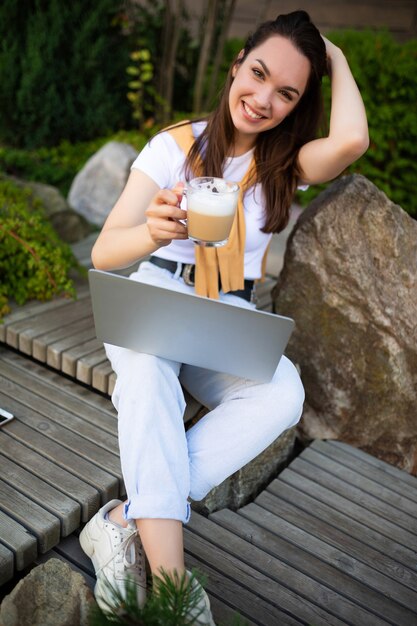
[91,170,187,271]
[297,36,369,185]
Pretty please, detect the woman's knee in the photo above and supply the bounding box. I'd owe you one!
[268,356,305,427]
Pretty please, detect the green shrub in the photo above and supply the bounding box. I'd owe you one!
[0,0,132,149]
[0,177,82,320]
[297,30,417,217]
[0,131,149,197]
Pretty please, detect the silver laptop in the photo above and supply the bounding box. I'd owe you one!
[89,269,294,383]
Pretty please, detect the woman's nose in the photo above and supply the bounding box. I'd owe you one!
[253,85,272,110]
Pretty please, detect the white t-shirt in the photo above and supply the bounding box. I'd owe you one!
[131,122,271,279]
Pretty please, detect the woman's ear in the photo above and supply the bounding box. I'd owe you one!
[232,49,245,77]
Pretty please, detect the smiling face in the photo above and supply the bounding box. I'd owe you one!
[228,35,311,153]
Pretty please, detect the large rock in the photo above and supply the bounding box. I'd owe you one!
[2,174,92,243]
[192,426,296,513]
[272,174,417,474]
[68,141,138,226]
[0,559,94,626]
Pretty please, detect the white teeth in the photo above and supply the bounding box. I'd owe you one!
[243,102,263,119]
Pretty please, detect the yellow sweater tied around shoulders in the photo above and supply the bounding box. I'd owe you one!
[167,123,258,300]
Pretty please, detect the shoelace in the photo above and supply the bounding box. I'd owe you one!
[96,526,145,580]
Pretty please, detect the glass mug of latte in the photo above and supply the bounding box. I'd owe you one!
[184,177,240,247]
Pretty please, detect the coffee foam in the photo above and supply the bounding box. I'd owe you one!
[187,191,237,216]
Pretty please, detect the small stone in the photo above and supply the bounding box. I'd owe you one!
[0,559,95,626]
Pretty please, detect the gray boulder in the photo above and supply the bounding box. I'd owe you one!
[192,426,296,513]
[68,141,138,226]
[272,174,417,474]
[0,559,94,626]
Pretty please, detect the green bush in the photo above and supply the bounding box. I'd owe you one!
[0,131,149,197]
[0,178,82,320]
[297,30,417,217]
[0,0,132,149]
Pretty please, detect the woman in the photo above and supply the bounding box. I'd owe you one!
[80,10,368,623]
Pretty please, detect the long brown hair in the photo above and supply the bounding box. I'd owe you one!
[184,10,327,233]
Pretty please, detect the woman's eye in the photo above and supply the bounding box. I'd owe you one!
[279,90,293,101]
[252,68,263,79]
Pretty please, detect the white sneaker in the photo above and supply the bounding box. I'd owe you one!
[186,571,216,626]
[79,499,146,612]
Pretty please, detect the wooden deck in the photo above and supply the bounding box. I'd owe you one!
[1,344,416,623]
[1,242,417,623]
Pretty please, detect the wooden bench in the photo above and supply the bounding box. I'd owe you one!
[2,349,416,625]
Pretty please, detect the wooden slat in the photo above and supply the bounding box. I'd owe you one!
[61,338,103,378]
[76,348,108,385]
[289,456,417,538]
[267,476,417,571]
[186,514,371,625]
[32,311,94,363]
[0,285,89,343]
[184,548,304,626]
[0,348,116,419]
[228,504,417,617]
[252,488,417,593]
[0,401,120,506]
[0,543,14,585]
[326,440,417,492]
[0,354,117,435]
[91,360,114,394]
[47,326,97,370]
[0,457,80,536]
[0,509,38,568]
[0,480,61,557]
[0,430,100,522]
[276,469,417,556]
[302,445,417,516]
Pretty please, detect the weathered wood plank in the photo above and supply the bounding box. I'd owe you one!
[0,285,89,343]
[109,372,116,396]
[0,542,14,585]
[76,348,108,386]
[267,476,417,572]
[289,456,417,537]
[0,354,117,435]
[184,550,303,626]
[91,360,114,394]
[0,480,62,558]
[253,487,417,593]
[17,297,93,356]
[47,326,97,370]
[32,311,94,363]
[61,338,103,378]
[277,469,417,554]
[4,289,90,350]
[0,509,38,568]
[0,377,118,454]
[301,445,417,517]
[0,430,100,522]
[186,514,376,625]
[0,398,121,505]
[228,503,417,616]
[0,347,116,418]
[326,440,417,492]
[0,456,80,536]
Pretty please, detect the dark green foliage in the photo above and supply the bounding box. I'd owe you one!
[0,131,149,197]
[296,30,417,216]
[0,0,131,148]
[0,177,82,319]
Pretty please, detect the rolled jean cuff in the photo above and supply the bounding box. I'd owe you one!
[123,494,191,524]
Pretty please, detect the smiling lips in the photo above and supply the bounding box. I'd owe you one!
[242,101,267,120]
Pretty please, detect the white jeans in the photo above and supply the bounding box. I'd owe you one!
[105,262,305,523]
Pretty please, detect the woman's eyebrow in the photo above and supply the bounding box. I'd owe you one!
[255,58,300,96]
